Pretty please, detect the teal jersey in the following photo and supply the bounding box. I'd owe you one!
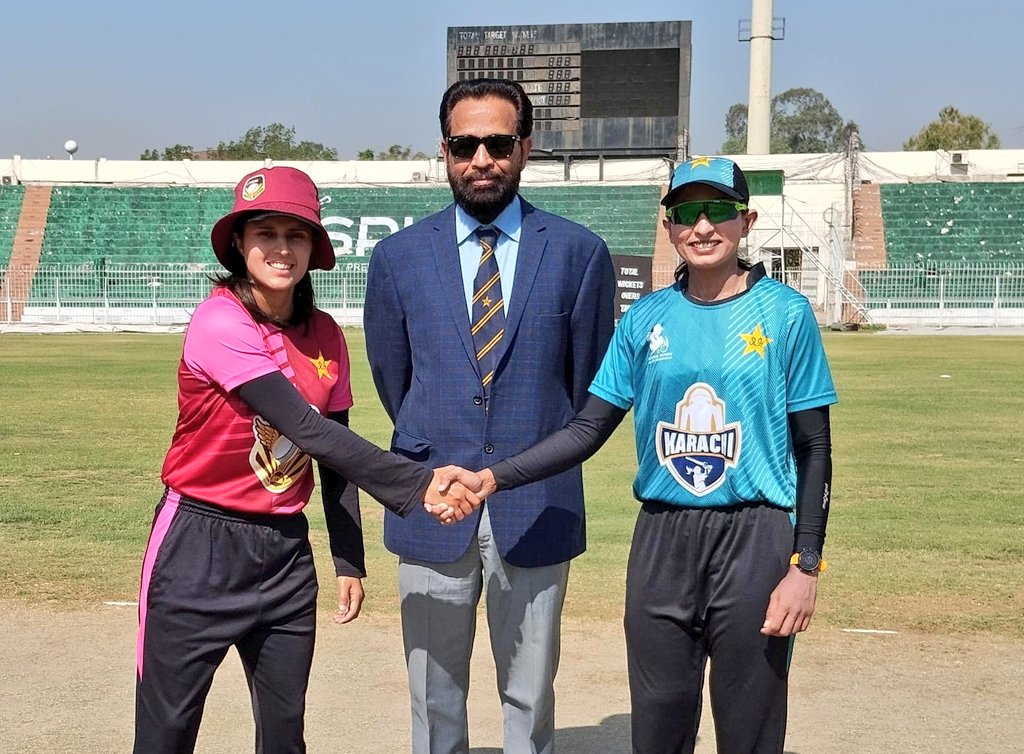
[590,267,837,510]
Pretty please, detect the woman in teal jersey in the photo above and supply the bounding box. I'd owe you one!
[438,156,837,754]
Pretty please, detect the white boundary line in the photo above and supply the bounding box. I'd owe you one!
[841,628,898,635]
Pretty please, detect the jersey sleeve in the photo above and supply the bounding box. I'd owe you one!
[328,326,355,413]
[182,294,280,393]
[588,308,637,411]
[785,300,838,413]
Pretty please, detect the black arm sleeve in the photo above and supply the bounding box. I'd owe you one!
[788,406,833,554]
[319,410,366,578]
[236,371,433,517]
[490,394,628,490]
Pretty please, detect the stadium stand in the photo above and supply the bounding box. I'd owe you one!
[3,183,659,319]
[0,184,25,266]
[521,185,661,258]
[35,184,659,267]
[6,159,1022,327]
[879,182,1024,264]
[40,186,230,265]
[852,182,1024,311]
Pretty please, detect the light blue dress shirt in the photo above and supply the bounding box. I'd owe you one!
[454,196,522,319]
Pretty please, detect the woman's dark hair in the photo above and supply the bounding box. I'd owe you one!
[210,216,316,328]
[439,78,533,138]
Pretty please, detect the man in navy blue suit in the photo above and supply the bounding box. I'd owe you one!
[364,78,615,754]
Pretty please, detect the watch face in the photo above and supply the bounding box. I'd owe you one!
[798,550,821,572]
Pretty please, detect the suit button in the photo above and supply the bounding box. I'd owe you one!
[484,444,494,454]
[473,396,483,406]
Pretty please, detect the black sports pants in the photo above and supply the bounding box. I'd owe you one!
[134,493,318,754]
[624,501,793,754]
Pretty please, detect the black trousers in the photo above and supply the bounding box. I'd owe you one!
[134,493,318,754]
[624,501,793,754]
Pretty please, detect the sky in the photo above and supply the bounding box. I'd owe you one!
[2,0,1022,161]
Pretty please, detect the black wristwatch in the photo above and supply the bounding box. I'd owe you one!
[790,549,828,574]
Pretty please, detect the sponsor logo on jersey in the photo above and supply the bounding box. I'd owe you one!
[646,323,673,363]
[656,383,741,496]
[248,407,317,492]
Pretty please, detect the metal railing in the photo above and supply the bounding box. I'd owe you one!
[3,261,1022,328]
[0,262,369,326]
[857,263,1024,327]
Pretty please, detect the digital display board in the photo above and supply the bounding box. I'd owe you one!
[447,22,691,157]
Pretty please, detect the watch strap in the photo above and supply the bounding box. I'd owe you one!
[790,551,828,573]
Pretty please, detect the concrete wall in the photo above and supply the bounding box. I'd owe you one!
[5,148,1023,188]
[0,155,671,187]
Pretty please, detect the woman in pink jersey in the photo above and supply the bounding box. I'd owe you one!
[134,166,475,754]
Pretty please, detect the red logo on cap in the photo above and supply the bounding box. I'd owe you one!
[241,174,265,201]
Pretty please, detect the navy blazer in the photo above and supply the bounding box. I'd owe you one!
[364,198,615,567]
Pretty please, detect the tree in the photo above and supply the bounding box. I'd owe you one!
[722,103,790,154]
[357,144,430,160]
[720,87,860,154]
[903,107,1001,151]
[209,123,338,160]
[139,144,195,160]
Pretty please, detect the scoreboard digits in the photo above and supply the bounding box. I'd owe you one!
[454,43,582,132]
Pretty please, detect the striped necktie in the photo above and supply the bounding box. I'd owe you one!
[471,227,505,392]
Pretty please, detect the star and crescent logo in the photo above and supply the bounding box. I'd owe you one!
[309,351,332,379]
[738,323,772,358]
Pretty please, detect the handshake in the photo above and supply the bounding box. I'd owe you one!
[422,466,499,524]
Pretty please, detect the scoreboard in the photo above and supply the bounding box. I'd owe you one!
[447,21,691,157]
[452,46,583,118]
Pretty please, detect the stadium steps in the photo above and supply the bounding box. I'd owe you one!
[0,185,52,321]
[852,183,886,269]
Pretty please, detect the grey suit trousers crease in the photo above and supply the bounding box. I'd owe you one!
[398,506,571,754]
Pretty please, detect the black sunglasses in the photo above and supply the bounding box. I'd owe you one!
[445,134,521,160]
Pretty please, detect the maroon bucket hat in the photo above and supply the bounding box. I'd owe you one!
[210,166,336,271]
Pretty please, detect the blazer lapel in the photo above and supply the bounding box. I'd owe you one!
[431,207,480,372]
[495,199,546,369]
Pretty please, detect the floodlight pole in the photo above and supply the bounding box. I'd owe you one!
[741,0,784,155]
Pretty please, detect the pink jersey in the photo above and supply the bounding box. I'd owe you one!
[161,288,353,514]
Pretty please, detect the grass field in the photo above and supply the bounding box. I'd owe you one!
[1,331,1022,637]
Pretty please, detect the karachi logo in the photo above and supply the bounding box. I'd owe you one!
[656,383,741,496]
[241,174,266,201]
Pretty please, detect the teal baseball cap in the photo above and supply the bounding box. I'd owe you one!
[662,156,750,208]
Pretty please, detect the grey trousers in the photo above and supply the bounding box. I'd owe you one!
[398,507,571,754]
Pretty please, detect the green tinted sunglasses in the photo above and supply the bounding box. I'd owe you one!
[666,200,748,226]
